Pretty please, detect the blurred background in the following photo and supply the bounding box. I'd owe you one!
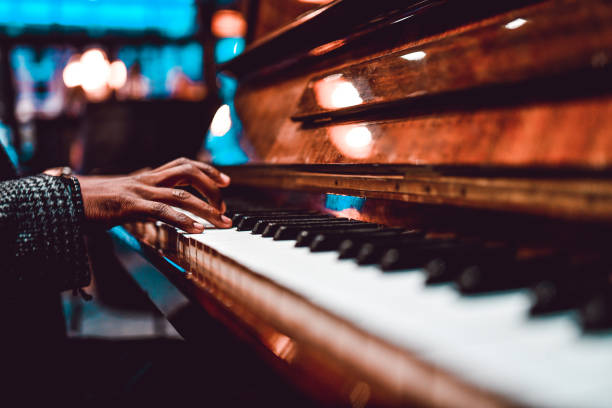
[0,0,331,177]
[0,0,333,340]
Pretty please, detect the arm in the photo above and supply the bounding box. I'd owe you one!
[1,158,232,291]
[0,174,89,291]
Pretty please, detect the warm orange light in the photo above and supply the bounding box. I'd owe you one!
[80,48,111,92]
[62,57,83,88]
[62,48,129,101]
[108,60,127,89]
[329,125,373,159]
[211,10,247,38]
[314,74,363,109]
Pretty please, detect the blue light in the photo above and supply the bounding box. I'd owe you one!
[325,194,366,211]
[163,257,186,273]
[204,103,249,165]
[0,122,19,168]
[217,72,238,102]
[118,43,203,97]
[0,0,197,38]
[205,40,248,164]
[109,226,142,252]
[214,37,245,64]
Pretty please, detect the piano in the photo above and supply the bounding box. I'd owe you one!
[112,0,612,406]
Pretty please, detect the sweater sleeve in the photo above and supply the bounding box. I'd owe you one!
[0,174,90,291]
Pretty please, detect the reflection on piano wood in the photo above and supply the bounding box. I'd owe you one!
[118,0,612,406]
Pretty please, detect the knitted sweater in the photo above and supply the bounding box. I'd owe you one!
[0,147,90,291]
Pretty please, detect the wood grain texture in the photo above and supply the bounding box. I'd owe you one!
[233,0,612,171]
[293,0,612,120]
[222,165,612,221]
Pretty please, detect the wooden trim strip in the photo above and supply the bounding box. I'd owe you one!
[224,167,612,221]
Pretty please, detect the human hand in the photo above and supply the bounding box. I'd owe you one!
[76,158,232,233]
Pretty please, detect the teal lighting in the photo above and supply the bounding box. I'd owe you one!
[214,37,245,64]
[325,194,366,211]
[205,101,248,166]
[0,0,197,38]
[163,257,186,273]
[109,226,142,252]
[118,42,203,97]
[0,122,18,167]
[11,47,58,83]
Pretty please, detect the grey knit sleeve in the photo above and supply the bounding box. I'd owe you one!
[0,174,90,291]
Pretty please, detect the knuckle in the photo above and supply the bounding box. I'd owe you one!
[177,213,191,225]
[204,164,220,177]
[180,163,196,175]
[187,163,198,174]
[152,202,170,217]
[177,157,189,164]
[172,189,190,200]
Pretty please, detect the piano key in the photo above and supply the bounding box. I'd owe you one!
[456,256,566,294]
[231,209,311,224]
[309,228,407,252]
[266,220,366,239]
[529,265,611,316]
[237,214,331,231]
[253,217,349,235]
[286,223,380,243]
[379,242,469,271]
[425,246,515,285]
[184,226,612,408]
[356,236,448,265]
[337,230,424,259]
[579,285,612,331]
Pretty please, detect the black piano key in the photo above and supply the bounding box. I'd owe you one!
[232,209,310,224]
[338,230,424,259]
[309,228,406,252]
[357,236,445,265]
[425,246,514,285]
[456,256,565,294]
[529,264,611,315]
[379,242,467,271]
[580,285,612,331]
[251,215,355,237]
[283,223,379,243]
[262,219,359,238]
[237,214,329,231]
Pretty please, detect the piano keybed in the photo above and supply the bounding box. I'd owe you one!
[124,206,612,408]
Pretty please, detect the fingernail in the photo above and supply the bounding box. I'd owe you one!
[220,173,231,184]
[193,222,205,231]
[221,215,232,225]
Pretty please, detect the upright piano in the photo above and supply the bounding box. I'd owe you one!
[115,0,612,406]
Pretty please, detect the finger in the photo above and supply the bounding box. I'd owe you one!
[152,157,230,186]
[144,186,232,228]
[151,163,225,211]
[129,167,152,176]
[132,200,205,233]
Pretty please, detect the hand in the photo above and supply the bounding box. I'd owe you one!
[76,158,233,233]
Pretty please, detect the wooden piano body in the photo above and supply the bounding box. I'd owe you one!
[117,0,612,406]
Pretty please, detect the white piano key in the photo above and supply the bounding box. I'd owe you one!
[183,226,612,408]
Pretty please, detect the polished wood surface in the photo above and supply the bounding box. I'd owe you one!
[293,0,612,121]
[249,0,327,44]
[234,0,612,171]
[222,165,612,221]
